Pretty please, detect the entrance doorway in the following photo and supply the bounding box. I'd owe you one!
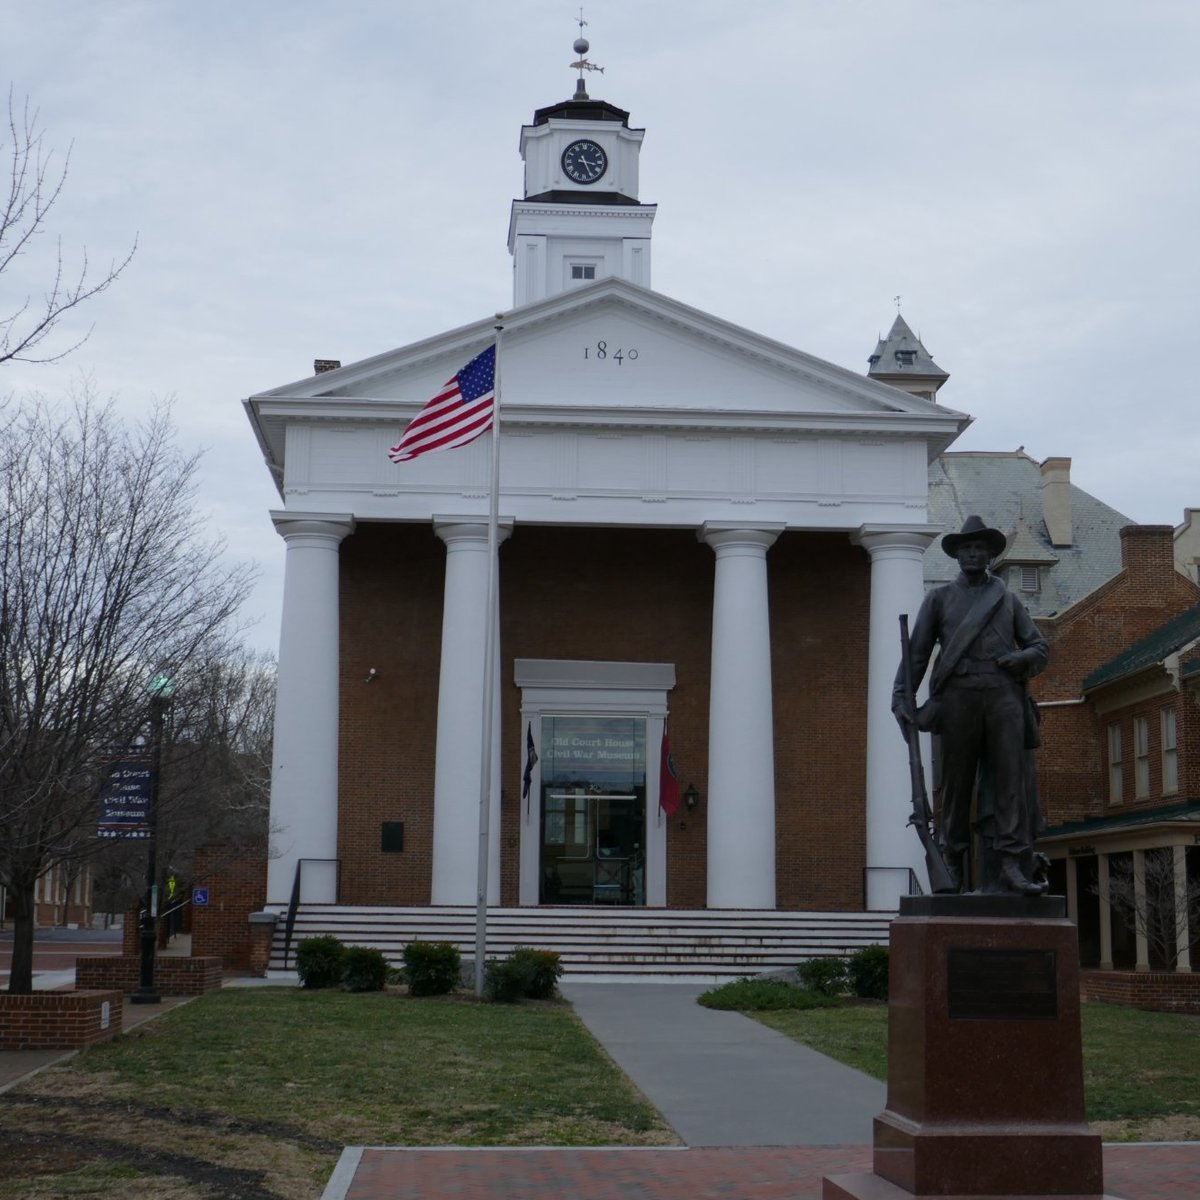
[539,716,646,905]
[514,658,673,908]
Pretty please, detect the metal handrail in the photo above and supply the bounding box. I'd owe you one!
[862,865,924,909]
[282,858,340,968]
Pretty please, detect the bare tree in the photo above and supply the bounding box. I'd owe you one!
[151,648,276,902]
[1,89,136,364]
[0,393,255,992]
[1100,848,1200,971]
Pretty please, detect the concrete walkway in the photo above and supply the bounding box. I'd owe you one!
[561,982,884,1146]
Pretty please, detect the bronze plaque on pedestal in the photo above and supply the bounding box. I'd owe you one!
[948,948,1057,1020]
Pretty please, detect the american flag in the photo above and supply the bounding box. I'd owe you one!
[388,344,496,462]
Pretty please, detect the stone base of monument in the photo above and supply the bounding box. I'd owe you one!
[823,895,1119,1200]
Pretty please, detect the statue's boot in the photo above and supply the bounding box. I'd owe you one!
[999,854,1048,895]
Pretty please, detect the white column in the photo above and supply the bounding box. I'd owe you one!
[854,525,939,909]
[1133,849,1151,971]
[266,512,354,906]
[1173,845,1192,972]
[431,520,510,905]
[700,524,781,909]
[1098,853,1114,970]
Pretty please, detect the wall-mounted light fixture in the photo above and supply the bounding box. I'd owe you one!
[365,667,379,683]
[683,783,700,812]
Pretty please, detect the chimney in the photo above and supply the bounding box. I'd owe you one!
[1119,525,1176,579]
[1040,457,1073,547]
[314,359,341,375]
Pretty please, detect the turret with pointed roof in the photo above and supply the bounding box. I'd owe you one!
[868,313,950,402]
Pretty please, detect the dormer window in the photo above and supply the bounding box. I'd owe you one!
[894,349,916,366]
[1018,565,1039,593]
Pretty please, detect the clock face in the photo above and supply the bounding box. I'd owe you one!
[561,139,608,185]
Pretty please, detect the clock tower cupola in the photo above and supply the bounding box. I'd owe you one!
[508,27,656,306]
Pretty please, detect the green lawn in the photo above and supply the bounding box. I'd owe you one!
[751,1000,1200,1141]
[0,988,673,1200]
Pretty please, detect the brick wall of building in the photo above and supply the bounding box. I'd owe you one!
[190,842,267,970]
[336,523,871,913]
[1035,526,1200,826]
[338,522,445,906]
[0,990,123,1050]
[1098,695,1191,817]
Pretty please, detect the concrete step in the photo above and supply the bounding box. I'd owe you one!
[266,904,893,977]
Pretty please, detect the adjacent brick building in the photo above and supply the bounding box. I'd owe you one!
[923,455,1200,973]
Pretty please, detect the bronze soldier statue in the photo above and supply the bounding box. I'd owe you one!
[893,515,1049,895]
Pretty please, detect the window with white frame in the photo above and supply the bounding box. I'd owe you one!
[570,263,596,280]
[1134,715,1150,798]
[1107,723,1123,803]
[1162,706,1178,794]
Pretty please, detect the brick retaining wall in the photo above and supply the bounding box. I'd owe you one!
[0,990,123,1050]
[1081,968,1200,1014]
[75,955,223,995]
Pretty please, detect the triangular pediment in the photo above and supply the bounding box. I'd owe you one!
[247,279,968,470]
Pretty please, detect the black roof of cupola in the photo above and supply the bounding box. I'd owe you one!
[533,97,630,127]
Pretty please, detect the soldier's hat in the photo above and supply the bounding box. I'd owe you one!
[941,514,1006,559]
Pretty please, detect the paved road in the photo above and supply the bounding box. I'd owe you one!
[0,927,123,989]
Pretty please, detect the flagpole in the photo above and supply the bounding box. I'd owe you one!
[474,315,504,997]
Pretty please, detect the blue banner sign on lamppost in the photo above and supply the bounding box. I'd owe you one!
[98,748,155,839]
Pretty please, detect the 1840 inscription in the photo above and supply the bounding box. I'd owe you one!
[947,948,1058,1020]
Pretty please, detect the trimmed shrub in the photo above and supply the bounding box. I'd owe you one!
[342,946,389,993]
[698,977,840,1011]
[483,946,565,1002]
[295,935,346,989]
[402,940,462,997]
[847,944,889,1000]
[796,955,847,996]
[483,955,531,1003]
[511,946,563,999]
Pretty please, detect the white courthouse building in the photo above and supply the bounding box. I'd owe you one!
[244,62,970,948]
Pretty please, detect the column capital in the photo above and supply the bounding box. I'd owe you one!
[698,523,784,555]
[270,511,355,544]
[433,516,514,548]
[853,524,941,556]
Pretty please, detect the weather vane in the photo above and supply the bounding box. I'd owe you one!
[571,7,605,89]
[894,294,902,311]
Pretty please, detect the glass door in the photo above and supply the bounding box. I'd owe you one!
[539,716,646,905]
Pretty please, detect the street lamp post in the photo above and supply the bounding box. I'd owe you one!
[131,674,173,1005]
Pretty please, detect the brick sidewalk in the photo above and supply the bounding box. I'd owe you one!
[328,1143,1199,1200]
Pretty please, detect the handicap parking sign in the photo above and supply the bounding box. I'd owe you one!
[192,887,209,906]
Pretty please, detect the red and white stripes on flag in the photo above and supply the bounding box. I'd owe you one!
[659,731,681,816]
[388,344,496,463]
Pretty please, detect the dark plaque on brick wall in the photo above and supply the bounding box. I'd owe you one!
[947,948,1057,1020]
[380,821,405,853]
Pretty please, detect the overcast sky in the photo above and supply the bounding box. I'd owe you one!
[5,1,1197,653]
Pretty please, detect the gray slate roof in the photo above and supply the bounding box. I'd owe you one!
[925,451,1132,618]
[868,313,949,384]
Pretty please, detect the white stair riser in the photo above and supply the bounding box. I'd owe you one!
[269,905,892,976]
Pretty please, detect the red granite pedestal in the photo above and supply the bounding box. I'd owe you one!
[824,896,1120,1200]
